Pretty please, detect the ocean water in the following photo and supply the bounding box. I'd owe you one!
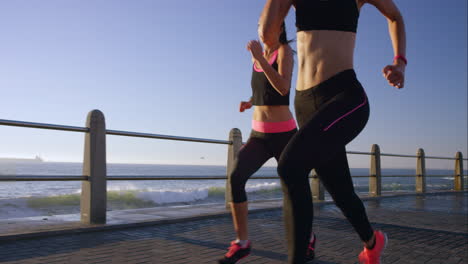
[0,162,465,219]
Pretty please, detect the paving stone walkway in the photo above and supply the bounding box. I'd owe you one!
[0,192,466,264]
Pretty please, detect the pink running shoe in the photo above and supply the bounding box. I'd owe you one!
[305,233,316,263]
[218,240,251,264]
[358,230,388,264]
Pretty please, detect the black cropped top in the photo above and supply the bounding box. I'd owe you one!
[295,0,360,33]
[251,50,290,106]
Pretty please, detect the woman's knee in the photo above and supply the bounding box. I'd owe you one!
[230,170,246,190]
[333,191,361,210]
[277,156,294,180]
[277,156,310,186]
[230,175,247,203]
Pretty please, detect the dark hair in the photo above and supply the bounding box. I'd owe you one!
[279,22,294,45]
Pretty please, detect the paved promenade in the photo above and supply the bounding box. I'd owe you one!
[0,192,467,264]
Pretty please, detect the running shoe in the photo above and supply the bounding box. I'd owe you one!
[358,230,388,264]
[218,240,251,264]
[304,233,316,263]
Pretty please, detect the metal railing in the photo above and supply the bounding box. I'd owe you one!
[0,110,466,224]
[106,129,231,145]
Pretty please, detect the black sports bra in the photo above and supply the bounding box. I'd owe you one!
[295,0,360,33]
[251,50,290,106]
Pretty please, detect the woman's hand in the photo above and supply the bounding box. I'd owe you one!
[383,63,405,89]
[239,101,253,112]
[247,40,264,63]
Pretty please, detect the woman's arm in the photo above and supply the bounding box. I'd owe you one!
[258,0,293,48]
[366,0,407,88]
[248,40,293,96]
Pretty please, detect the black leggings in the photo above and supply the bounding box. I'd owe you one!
[277,70,374,263]
[230,129,296,203]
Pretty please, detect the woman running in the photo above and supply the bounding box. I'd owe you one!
[258,0,406,263]
[218,23,316,264]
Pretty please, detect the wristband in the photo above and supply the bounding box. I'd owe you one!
[394,55,407,65]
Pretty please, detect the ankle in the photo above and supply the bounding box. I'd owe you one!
[310,233,316,243]
[365,234,376,249]
[235,239,250,248]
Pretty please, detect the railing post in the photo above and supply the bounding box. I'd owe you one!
[226,128,242,209]
[454,152,464,191]
[311,169,324,201]
[416,148,426,193]
[369,144,381,197]
[81,110,107,224]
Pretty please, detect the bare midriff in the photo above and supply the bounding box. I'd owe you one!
[253,105,294,122]
[296,30,356,91]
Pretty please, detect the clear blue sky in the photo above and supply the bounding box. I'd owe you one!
[0,0,466,169]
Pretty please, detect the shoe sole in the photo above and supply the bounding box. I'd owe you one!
[235,253,250,263]
[218,253,250,264]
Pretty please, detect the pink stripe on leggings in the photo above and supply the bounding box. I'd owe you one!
[323,96,367,132]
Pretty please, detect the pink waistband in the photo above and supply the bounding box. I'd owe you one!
[252,118,297,133]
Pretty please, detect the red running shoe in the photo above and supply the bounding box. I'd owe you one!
[305,233,316,263]
[358,230,388,264]
[218,240,251,264]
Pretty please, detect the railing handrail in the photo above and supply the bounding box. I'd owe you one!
[380,153,417,158]
[106,129,231,145]
[0,119,231,145]
[0,175,89,181]
[1,118,466,161]
[0,119,88,133]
